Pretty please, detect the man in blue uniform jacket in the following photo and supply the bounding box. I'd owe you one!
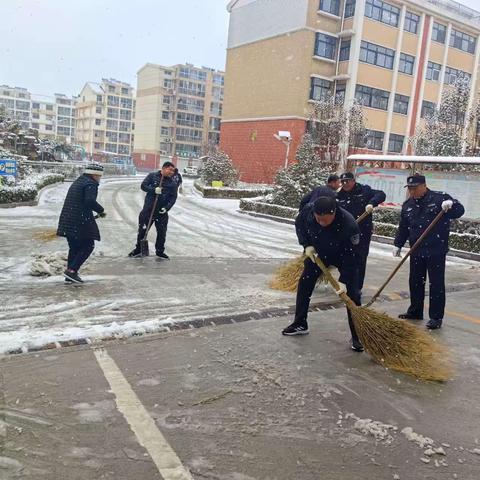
[393,174,465,329]
[336,172,386,291]
[128,161,178,259]
[282,188,364,352]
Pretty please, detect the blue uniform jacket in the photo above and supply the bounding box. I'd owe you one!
[141,171,178,212]
[336,183,386,243]
[295,204,360,285]
[394,189,465,257]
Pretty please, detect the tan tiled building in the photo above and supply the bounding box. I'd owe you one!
[75,79,135,163]
[133,63,224,170]
[221,0,480,183]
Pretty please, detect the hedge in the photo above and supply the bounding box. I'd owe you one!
[194,180,273,199]
[0,173,64,204]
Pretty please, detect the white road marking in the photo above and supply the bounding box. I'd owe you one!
[94,348,194,480]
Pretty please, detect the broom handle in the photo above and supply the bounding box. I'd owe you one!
[365,209,446,307]
[142,177,164,241]
[313,256,356,309]
[356,210,371,224]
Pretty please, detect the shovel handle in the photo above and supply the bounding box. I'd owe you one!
[142,176,164,241]
[356,210,371,224]
[365,209,446,307]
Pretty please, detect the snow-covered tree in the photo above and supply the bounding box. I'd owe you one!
[271,133,332,207]
[199,150,239,186]
[411,75,479,163]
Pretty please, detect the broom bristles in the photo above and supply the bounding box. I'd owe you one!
[32,229,58,242]
[348,301,452,382]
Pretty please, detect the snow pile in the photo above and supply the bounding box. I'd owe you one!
[346,413,397,444]
[401,427,435,448]
[0,173,64,204]
[30,252,67,276]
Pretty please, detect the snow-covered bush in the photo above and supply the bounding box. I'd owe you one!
[199,150,239,187]
[271,134,332,207]
[0,173,64,204]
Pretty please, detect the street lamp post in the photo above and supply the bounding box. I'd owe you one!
[273,131,292,168]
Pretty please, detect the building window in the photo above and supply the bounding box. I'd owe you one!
[210,102,222,116]
[393,94,409,115]
[176,127,203,143]
[57,107,71,116]
[213,74,224,86]
[314,32,337,60]
[355,84,389,110]
[108,85,115,93]
[161,127,170,136]
[106,131,118,142]
[120,97,132,109]
[107,107,119,119]
[45,125,53,131]
[121,87,129,95]
[176,112,204,128]
[366,129,384,150]
[404,11,420,34]
[178,97,205,113]
[209,117,221,131]
[96,106,102,114]
[107,95,120,107]
[106,119,118,130]
[32,113,40,119]
[15,100,30,110]
[426,61,442,81]
[96,95,103,103]
[444,66,471,85]
[178,80,206,97]
[359,41,395,69]
[162,111,170,120]
[94,142,102,150]
[319,0,340,16]
[344,0,355,17]
[212,86,224,101]
[421,100,436,118]
[118,145,130,154]
[95,119,101,126]
[32,102,40,109]
[398,53,415,75]
[31,123,39,129]
[339,39,351,61]
[310,77,332,101]
[365,0,399,27]
[179,67,207,82]
[335,82,346,103]
[388,133,404,152]
[164,79,173,89]
[450,29,476,54]
[105,143,117,153]
[119,121,131,132]
[120,109,132,120]
[118,133,130,143]
[432,22,446,43]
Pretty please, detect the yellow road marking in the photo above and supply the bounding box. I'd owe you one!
[444,310,480,326]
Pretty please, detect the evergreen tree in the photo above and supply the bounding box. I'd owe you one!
[199,150,239,186]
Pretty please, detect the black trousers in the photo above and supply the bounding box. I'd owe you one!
[407,253,446,321]
[294,258,362,341]
[135,208,169,254]
[357,241,370,292]
[66,237,95,272]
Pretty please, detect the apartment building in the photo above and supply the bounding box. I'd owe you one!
[221,0,480,182]
[133,63,224,170]
[0,85,32,130]
[75,79,135,164]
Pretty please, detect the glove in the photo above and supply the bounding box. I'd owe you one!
[441,200,453,212]
[365,204,374,214]
[334,282,346,296]
[158,207,167,214]
[304,246,316,263]
[155,186,162,195]
[98,212,106,218]
[393,247,402,258]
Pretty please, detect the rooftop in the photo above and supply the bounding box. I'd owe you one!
[426,0,480,25]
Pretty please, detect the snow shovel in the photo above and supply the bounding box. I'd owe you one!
[365,209,446,307]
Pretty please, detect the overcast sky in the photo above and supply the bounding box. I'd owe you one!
[1,0,479,98]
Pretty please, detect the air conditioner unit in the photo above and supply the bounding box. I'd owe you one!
[165,138,172,143]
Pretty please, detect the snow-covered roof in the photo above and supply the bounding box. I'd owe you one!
[348,154,480,165]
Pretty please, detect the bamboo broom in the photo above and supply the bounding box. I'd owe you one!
[313,255,452,382]
[269,210,372,292]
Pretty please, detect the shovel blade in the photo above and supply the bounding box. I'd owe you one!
[140,239,149,257]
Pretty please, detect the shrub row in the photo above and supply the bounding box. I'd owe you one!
[0,173,64,204]
[194,180,272,199]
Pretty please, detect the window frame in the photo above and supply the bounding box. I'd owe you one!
[393,93,409,115]
[388,133,404,153]
[366,129,385,151]
[314,32,338,60]
[359,40,395,69]
[404,11,420,34]
[432,22,446,43]
[365,0,400,28]
[339,39,351,61]
[355,84,390,111]
[319,0,340,16]
[450,29,476,54]
[398,52,415,75]
[426,61,442,82]
[421,100,436,119]
[309,77,333,101]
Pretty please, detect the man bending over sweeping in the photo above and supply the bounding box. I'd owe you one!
[282,188,364,352]
[128,161,178,258]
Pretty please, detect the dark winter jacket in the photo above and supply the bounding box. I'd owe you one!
[141,171,178,213]
[394,189,465,257]
[295,204,360,285]
[336,183,386,243]
[57,174,104,241]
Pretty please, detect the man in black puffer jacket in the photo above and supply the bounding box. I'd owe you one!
[57,163,105,283]
[128,161,178,258]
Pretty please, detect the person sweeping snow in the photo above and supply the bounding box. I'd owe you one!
[281,189,364,352]
[56,163,105,284]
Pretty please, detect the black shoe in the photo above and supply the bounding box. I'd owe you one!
[351,338,364,352]
[156,252,169,259]
[426,319,442,330]
[63,270,83,284]
[128,248,142,258]
[65,278,73,284]
[398,313,423,321]
[282,322,309,336]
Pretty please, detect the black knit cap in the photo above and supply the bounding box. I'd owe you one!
[313,196,336,215]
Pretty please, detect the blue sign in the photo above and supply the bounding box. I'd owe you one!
[0,159,17,176]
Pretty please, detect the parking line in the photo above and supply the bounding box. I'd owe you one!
[445,310,480,326]
[94,349,194,480]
